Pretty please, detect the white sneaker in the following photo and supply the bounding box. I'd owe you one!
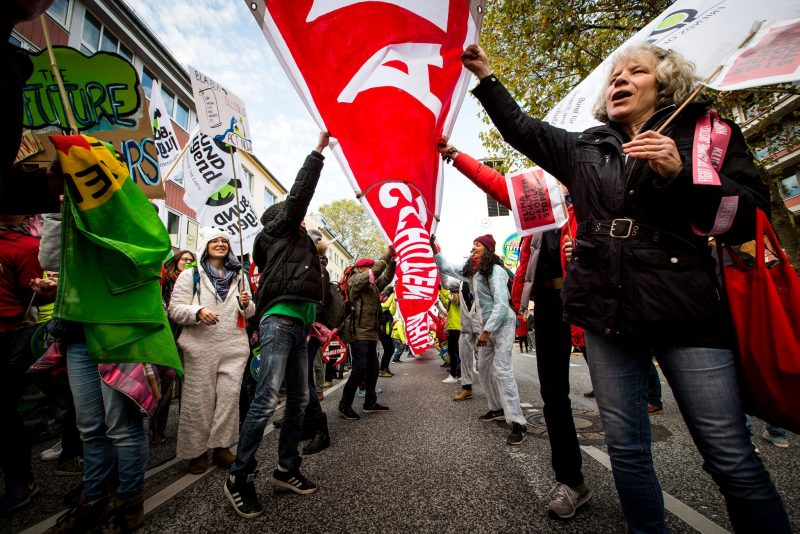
[442,375,459,384]
[548,482,591,519]
[40,440,62,462]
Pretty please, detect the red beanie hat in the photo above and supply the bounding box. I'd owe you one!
[355,258,375,268]
[473,234,496,251]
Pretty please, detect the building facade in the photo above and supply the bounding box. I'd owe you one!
[304,212,354,282]
[12,0,287,253]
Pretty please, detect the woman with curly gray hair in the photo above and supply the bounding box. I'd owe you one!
[460,42,790,532]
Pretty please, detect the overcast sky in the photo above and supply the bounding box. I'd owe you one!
[127,0,517,263]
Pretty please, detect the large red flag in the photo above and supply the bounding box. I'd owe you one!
[246,0,483,353]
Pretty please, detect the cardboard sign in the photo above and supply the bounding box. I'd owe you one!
[189,66,253,154]
[15,130,44,163]
[322,335,348,366]
[21,47,164,199]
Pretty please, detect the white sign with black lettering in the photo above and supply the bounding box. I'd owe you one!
[189,66,253,154]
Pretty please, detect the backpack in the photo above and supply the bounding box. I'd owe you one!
[320,281,346,330]
[338,265,357,306]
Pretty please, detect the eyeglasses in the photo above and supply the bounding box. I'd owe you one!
[208,238,229,245]
[179,256,194,262]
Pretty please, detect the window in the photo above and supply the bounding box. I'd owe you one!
[161,86,176,118]
[185,220,199,250]
[241,166,255,194]
[486,196,509,217]
[47,0,71,27]
[141,68,155,99]
[779,171,800,200]
[175,100,190,130]
[80,11,133,61]
[9,32,36,51]
[167,210,181,247]
[264,188,276,209]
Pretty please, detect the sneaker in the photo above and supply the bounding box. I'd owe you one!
[452,389,473,401]
[322,381,334,388]
[224,471,264,519]
[392,359,403,363]
[40,440,63,462]
[271,467,318,495]
[442,375,459,384]
[54,457,84,476]
[378,370,392,378]
[507,422,527,445]
[338,406,360,420]
[478,410,504,422]
[647,403,663,415]
[751,437,761,455]
[363,402,389,412]
[0,479,38,514]
[762,430,789,448]
[548,482,591,519]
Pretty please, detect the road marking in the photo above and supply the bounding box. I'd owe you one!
[21,375,351,534]
[580,445,731,534]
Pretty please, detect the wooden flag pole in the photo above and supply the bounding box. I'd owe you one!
[160,141,190,182]
[656,22,763,134]
[229,145,247,291]
[39,14,79,135]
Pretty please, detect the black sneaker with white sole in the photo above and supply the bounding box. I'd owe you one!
[478,410,505,422]
[224,470,264,519]
[271,467,318,495]
[507,422,527,445]
[363,402,389,412]
[338,405,360,420]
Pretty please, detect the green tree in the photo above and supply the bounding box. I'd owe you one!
[318,199,386,261]
[479,0,672,169]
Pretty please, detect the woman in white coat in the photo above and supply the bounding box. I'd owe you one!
[168,227,255,474]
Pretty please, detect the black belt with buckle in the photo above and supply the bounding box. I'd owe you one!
[577,219,697,250]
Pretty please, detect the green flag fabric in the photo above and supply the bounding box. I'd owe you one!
[53,134,182,376]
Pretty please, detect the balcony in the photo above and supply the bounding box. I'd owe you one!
[741,94,800,139]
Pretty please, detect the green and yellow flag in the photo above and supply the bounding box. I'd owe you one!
[52,134,182,376]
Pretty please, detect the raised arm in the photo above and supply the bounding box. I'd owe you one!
[439,140,510,209]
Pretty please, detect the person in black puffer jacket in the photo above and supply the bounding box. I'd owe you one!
[461,43,789,533]
[225,132,329,520]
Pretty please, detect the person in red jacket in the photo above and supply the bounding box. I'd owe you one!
[439,140,590,518]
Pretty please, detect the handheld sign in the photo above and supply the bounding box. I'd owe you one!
[322,335,348,366]
[189,66,253,154]
[504,168,568,236]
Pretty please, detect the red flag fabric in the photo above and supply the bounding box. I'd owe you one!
[247,0,483,354]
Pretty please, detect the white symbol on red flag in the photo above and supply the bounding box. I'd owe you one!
[247,0,483,354]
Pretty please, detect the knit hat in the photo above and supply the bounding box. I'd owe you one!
[260,201,285,226]
[473,234,496,251]
[355,258,375,268]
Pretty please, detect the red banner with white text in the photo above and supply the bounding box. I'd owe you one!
[247,0,483,354]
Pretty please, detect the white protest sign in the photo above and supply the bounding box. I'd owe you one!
[182,129,231,208]
[504,168,568,236]
[189,66,253,154]
[148,81,182,176]
[195,177,262,253]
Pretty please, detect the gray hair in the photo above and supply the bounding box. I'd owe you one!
[593,43,699,124]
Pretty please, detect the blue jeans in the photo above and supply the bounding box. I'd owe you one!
[391,339,405,361]
[66,343,148,499]
[745,415,787,438]
[232,315,309,475]
[585,332,790,534]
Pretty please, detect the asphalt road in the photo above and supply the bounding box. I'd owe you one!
[5,346,798,533]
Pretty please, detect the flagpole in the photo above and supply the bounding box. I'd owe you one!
[656,22,763,134]
[229,145,246,292]
[160,142,190,182]
[40,14,79,135]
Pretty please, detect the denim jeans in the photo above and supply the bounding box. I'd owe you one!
[232,314,309,475]
[378,332,395,371]
[391,339,405,362]
[648,361,662,408]
[585,332,790,534]
[66,343,148,499]
[340,340,379,409]
[745,415,787,438]
[304,337,324,431]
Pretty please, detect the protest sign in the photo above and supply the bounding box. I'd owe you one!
[246,0,483,354]
[21,47,164,198]
[189,66,253,154]
[504,168,568,236]
[148,80,183,176]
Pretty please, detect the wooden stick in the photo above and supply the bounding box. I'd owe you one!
[39,15,78,135]
[229,145,246,291]
[656,65,723,134]
[160,141,189,182]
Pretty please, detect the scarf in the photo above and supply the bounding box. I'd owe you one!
[202,258,237,301]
